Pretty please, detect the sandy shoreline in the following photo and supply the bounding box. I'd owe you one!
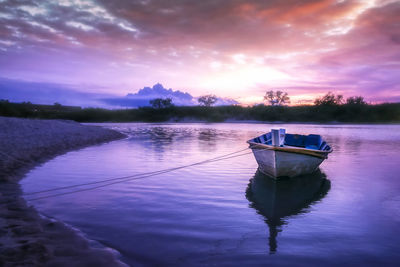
[0,116,128,266]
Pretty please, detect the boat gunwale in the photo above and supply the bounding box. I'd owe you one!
[247,141,333,159]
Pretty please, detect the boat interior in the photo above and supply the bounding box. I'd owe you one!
[250,132,331,151]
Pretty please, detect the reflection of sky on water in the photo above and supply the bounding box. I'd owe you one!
[22,123,400,266]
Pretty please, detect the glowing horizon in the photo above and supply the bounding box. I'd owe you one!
[0,0,399,105]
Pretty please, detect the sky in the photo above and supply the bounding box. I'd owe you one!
[0,0,399,105]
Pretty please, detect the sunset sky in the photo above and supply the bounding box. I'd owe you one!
[0,0,399,105]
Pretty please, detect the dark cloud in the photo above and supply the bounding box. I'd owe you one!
[0,0,364,53]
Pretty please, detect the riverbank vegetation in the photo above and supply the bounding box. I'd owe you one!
[1,98,399,123]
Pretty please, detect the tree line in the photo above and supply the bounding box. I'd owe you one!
[1,97,399,123]
[149,94,218,109]
[149,91,367,109]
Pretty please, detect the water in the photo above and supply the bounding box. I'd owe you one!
[21,123,400,266]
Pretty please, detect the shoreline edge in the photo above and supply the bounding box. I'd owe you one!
[0,116,128,266]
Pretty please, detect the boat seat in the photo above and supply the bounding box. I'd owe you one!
[284,134,306,147]
[253,132,272,144]
[253,137,262,143]
[305,134,322,150]
[262,132,272,145]
[263,132,272,141]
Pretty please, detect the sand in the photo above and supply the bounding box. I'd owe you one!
[0,116,128,266]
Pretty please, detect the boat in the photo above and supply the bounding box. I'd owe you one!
[247,129,332,178]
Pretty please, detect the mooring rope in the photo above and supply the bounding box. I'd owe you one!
[0,147,256,204]
[23,147,250,197]
[0,144,282,204]
[24,150,254,202]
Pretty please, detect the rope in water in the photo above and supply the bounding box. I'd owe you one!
[23,147,250,197]
[0,151,238,205]
[0,146,275,204]
[24,149,255,202]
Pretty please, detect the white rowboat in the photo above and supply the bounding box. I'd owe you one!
[247,129,332,178]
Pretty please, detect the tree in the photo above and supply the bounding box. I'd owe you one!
[346,96,366,105]
[264,91,275,105]
[314,92,344,106]
[264,90,290,106]
[149,98,173,109]
[198,94,217,106]
[275,91,290,106]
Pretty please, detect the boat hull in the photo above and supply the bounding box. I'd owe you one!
[250,148,325,178]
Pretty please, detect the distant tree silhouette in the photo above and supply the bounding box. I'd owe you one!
[149,98,173,109]
[1,99,399,123]
[314,92,344,106]
[198,94,217,106]
[264,90,290,106]
[264,91,275,105]
[346,96,366,105]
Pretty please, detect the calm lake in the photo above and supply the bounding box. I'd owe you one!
[21,123,400,266]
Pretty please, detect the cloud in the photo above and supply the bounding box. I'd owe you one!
[0,0,399,103]
[0,77,115,107]
[102,83,239,107]
[103,83,194,107]
[1,0,379,55]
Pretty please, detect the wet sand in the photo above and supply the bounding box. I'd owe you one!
[0,117,128,266]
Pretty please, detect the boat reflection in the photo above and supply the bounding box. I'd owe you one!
[246,169,331,253]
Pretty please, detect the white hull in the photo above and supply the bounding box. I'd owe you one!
[251,148,324,178]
